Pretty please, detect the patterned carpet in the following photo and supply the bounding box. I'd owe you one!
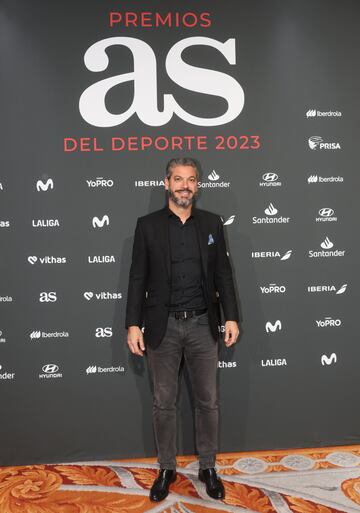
[1,445,359,512]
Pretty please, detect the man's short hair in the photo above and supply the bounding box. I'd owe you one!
[165,157,200,180]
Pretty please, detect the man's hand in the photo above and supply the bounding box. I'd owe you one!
[127,326,145,356]
[224,321,240,347]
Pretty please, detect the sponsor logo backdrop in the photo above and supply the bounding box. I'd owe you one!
[1,0,359,465]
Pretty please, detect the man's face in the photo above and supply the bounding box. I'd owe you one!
[165,165,199,208]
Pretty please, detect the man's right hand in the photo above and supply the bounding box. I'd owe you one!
[127,326,145,356]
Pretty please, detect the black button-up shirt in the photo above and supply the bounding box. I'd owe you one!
[167,206,206,312]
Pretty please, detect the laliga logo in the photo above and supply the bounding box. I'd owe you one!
[79,37,244,127]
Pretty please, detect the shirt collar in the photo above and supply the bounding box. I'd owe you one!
[167,204,196,219]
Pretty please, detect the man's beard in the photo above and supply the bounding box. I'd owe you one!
[167,186,198,208]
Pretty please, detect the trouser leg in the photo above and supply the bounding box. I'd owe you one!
[146,316,183,470]
[183,312,219,470]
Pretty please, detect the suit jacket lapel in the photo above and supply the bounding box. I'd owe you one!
[160,206,171,280]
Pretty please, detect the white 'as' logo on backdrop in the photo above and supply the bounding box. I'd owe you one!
[79,37,244,127]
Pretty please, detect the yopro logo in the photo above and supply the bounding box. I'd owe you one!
[86,177,114,188]
[316,317,342,328]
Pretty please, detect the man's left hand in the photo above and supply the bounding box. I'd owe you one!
[224,321,240,347]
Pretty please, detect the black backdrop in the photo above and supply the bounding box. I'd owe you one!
[1,0,359,466]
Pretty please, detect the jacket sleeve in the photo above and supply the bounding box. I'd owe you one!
[214,216,240,322]
[125,218,148,328]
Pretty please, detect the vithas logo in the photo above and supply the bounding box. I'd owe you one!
[28,255,66,265]
[83,291,122,301]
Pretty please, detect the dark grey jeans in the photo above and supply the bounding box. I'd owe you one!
[146,311,219,470]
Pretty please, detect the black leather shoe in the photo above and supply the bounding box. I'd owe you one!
[150,469,177,502]
[198,468,225,500]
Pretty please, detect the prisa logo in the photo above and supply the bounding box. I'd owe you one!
[79,37,244,127]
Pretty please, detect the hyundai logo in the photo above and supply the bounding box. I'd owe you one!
[262,172,278,182]
[42,364,59,373]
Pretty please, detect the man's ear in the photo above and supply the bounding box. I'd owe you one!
[164,177,169,190]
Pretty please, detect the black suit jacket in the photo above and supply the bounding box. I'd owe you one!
[125,205,240,349]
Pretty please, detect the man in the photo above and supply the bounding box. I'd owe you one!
[126,157,240,502]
